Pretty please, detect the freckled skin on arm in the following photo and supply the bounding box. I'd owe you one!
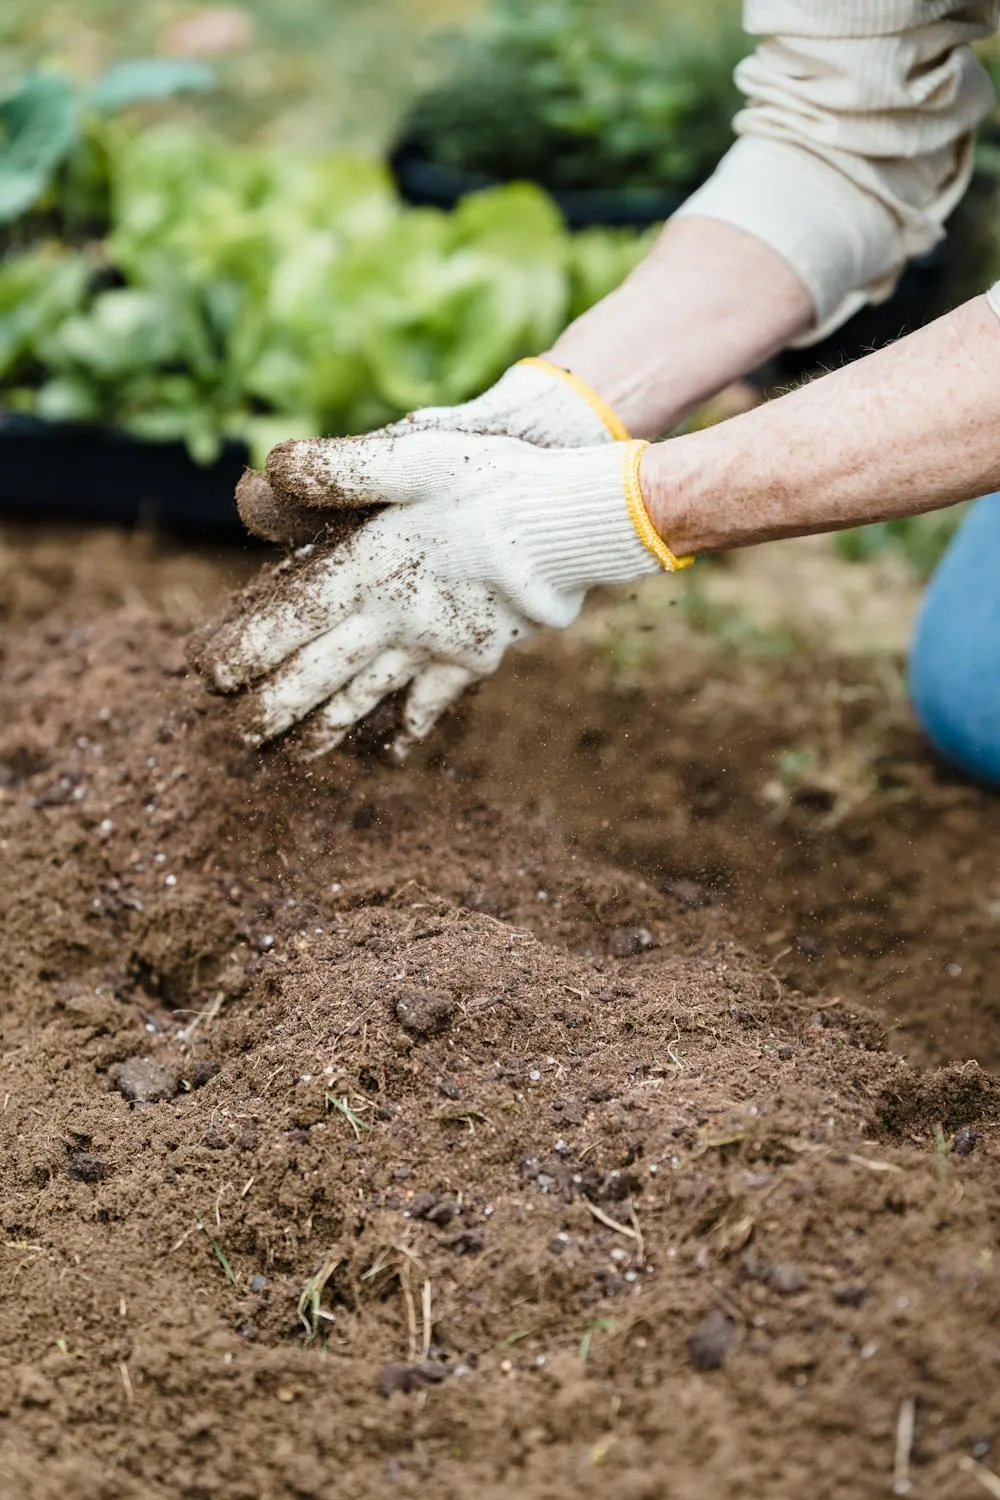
[546,217,814,439]
[640,296,1000,555]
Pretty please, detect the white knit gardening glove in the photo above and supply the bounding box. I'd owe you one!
[236,358,628,544]
[192,428,692,758]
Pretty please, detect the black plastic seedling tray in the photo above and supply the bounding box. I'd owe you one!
[0,413,251,537]
[389,140,687,228]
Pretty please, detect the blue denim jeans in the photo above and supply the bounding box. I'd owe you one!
[909,492,1000,786]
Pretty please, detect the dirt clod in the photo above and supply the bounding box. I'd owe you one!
[687,1310,739,1371]
[65,1153,109,1183]
[185,1059,220,1090]
[393,987,456,1038]
[378,1363,449,1397]
[113,1056,179,1103]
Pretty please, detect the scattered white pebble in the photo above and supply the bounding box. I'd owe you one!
[648,1162,659,1175]
[528,1070,541,1082]
[330,882,342,895]
[146,757,157,769]
[98,707,112,723]
[610,1248,627,1263]
[260,935,275,950]
[860,1342,877,1360]
[624,1270,638,1283]
[896,1296,910,1310]
[483,1205,494,1217]
[72,787,85,802]
[164,874,177,888]
[99,819,114,834]
[534,1355,546,1368]
[536,890,548,902]
[299,1074,313,1083]
[154,852,166,865]
[948,962,962,977]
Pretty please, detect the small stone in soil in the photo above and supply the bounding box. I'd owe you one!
[953,1127,978,1156]
[393,988,455,1039]
[66,1153,109,1183]
[115,1056,179,1104]
[687,1310,739,1371]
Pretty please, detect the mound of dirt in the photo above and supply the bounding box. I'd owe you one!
[1,531,999,1500]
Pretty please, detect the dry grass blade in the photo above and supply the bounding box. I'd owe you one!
[958,1457,1000,1498]
[892,1396,915,1494]
[297,1252,343,1342]
[585,1200,641,1244]
[421,1279,432,1362]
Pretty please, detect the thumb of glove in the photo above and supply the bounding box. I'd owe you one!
[235,468,377,548]
[265,430,457,511]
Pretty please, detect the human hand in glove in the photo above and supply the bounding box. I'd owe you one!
[190,428,692,759]
[236,358,629,545]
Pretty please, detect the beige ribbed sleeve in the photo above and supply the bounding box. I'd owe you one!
[675,2,999,344]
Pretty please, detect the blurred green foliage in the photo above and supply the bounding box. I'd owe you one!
[402,0,745,190]
[0,112,654,462]
[833,509,968,580]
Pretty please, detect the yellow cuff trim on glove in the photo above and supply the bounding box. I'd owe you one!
[622,439,695,573]
[517,357,631,441]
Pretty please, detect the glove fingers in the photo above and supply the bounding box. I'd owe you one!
[295,647,422,760]
[265,430,461,510]
[392,661,477,759]
[243,613,385,745]
[190,534,382,693]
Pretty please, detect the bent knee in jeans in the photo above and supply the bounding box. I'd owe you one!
[908,493,1000,787]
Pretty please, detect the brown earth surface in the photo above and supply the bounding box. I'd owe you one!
[1,529,999,1500]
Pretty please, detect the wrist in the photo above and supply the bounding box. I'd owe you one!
[639,430,729,557]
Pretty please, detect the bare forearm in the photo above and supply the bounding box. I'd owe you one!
[545,217,813,438]
[642,296,1000,555]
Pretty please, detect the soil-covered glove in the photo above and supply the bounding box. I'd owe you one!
[191,429,691,760]
[237,358,628,545]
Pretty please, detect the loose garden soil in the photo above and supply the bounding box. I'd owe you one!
[1,529,999,1500]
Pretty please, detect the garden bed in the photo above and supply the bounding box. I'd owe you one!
[1,529,999,1499]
